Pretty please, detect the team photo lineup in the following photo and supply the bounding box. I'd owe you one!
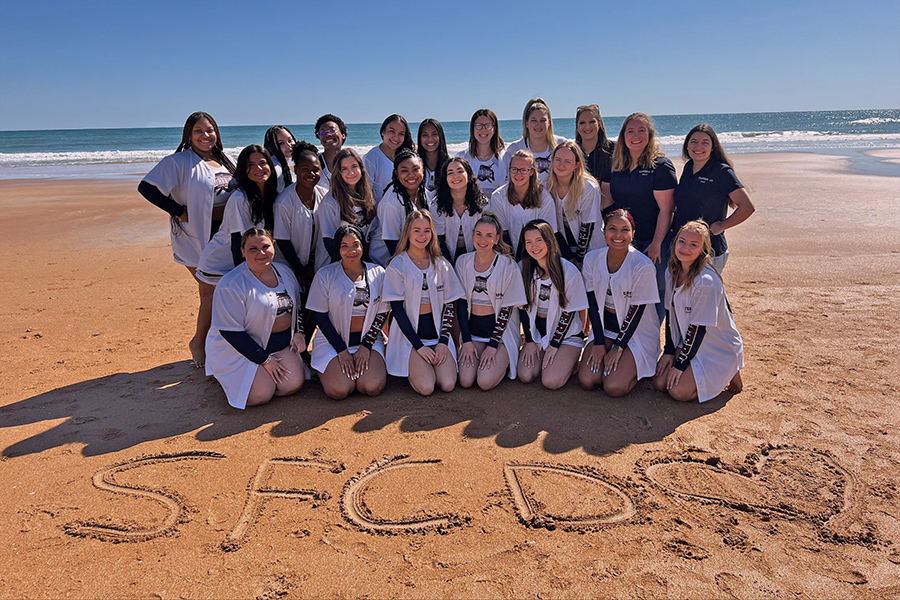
[139,99,755,410]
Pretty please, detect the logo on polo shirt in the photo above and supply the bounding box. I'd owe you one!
[698,177,713,184]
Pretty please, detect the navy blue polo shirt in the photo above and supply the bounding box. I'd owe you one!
[672,159,743,256]
[580,139,616,182]
[602,156,677,243]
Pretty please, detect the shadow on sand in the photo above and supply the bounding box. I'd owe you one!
[1,361,731,458]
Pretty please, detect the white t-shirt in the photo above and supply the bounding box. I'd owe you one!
[363,145,394,202]
[488,185,558,254]
[456,149,508,197]
[503,135,568,184]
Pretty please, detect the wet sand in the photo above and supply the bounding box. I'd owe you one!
[1,152,899,599]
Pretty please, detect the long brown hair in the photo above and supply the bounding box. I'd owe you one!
[682,123,735,169]
[330,148,376,225]
[520,220,567,309]
[610,112,664,172]
[574,104,612,151]
[391,209,442,264]
[177,111,235,173]
[467,108,505,157]
[667,220,719,288]
[506,149,544,209]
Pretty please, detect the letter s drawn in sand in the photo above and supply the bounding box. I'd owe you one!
[64,451,226,542]
[341,454,467,534]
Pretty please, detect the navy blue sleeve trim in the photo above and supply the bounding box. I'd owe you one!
[276,239,303,276]
[312,311,347,354]
[230,232,244,267]
[587,291,604,346]
[220,330,269,364]
[390,300,423,349]
[457,299,472,343]
[614,304,645,350]
[550,311,575,348]
[674,324,706,371]
[519,308,534,344]
[138,180,184,218]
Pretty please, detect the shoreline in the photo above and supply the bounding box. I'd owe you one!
[1,147,899,184]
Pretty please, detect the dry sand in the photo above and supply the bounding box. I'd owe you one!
[1,152,899,599]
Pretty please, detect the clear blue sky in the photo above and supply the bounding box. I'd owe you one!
[1,0,898,130]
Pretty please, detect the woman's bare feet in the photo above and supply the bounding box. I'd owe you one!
[725,370,743,393]
[189,337,205,368]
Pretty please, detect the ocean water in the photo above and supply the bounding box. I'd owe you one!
[1,109,898,180]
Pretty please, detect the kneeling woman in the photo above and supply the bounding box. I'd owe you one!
[206,228,306,409]
[383,210,465,395]
[578,210,661,396]
[455,213,527,390]
[654,220,744,402]
[307,225,389,400]
[518,220,588,389]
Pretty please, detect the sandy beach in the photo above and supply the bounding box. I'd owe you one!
[1,151,899,598]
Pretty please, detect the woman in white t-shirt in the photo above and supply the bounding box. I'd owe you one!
[206,228,306,409]
[317,148,378,266]
[433,156,487,264]
[383,210,465,395]
[545,140,603,264]
[654,220,744,402]
[263,125,296,193]
[364,114,414,200]
[579,209,660,396]
[197,144,279,286]
[504,98,567,183]
[373,148,438,264]
[517,219,588,389]
[314,113,347,187]
[457,109,507,197]
[307,225,389,400]
[417,118,450,194]
[139,111,237,367]
[488,149,557,256]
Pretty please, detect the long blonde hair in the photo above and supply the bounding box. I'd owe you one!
[546,141,597,220]
[610,112,665,172]
[522,98,558,151]
[392,209,443,264]
[667,220,719,288]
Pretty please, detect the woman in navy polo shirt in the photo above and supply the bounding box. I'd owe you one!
[601,112,676,319]
[672,124,755,272]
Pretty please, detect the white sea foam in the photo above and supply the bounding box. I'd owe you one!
[2,132,900,178]
[848,117,900,125]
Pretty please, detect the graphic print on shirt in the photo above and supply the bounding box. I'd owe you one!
[275,290,293,316]
[473,274,489,295]
[539,283,552,303]
[353,284,370,308]
[214,173,237,198]
[478,163,496,184]
[422,274,429,291]
[534,156,551,175]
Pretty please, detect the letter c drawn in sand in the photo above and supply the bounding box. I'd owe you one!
[504,463,636,531]
[341,454,468,535]
[64,451,226,542]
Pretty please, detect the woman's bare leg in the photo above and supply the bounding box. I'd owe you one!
[186,266,215,368]
[540,345,582,390]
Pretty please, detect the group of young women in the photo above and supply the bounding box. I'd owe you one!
[140,100,754,410]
